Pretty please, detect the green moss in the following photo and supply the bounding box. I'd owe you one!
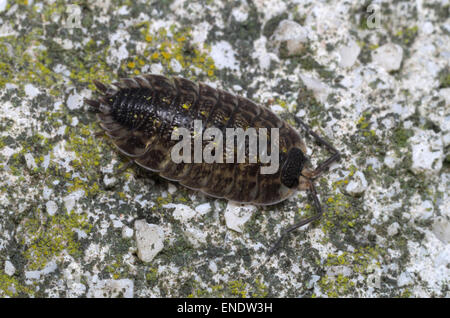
[5,132,55,178]
[263,13,288,38]
[0,0,117,93]
[0,271,33,297]
[0,137,5,150]
[0,34,63,95]
[294,55,334,81]
[317,247,384,297]
[392,126,414,148]
[106,259,125,280]
[251,279,269,298]
[145,267,159,284]
[356,113,377,140]
[67,39,115,91]
[325,247,383,273]
[228,280,248,298]
[20,211,92,270]
[124,23,216,80]
[296,81,325,126]
[394,26,419,46]
[317,274,355,297]
[188,279,268,298]
[438,68,450,89]
[64,123,107,197]
[399,288,412,298]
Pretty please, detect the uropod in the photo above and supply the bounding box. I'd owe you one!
[85,74,340,253]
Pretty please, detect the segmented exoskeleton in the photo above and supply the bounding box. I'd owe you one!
[85,74,340,253]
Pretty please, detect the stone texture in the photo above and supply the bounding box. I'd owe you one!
[0,0,448,298]
[134,220,164,263]
[224,202,256,233]
[372,43,404,72]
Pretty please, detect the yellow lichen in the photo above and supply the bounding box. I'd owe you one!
[20,211,92,270]
[0,272,33,297]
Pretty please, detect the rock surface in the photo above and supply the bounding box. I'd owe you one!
[270,20,308,57]
[224,202,256,233]
[339,39,361,68]
[372,43,404,72]
[0,0,448,298]
[87,279,134,298]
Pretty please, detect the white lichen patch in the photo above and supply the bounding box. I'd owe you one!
[410,129,444,175]
[224,202,256,233]
[163,203,198,223]
[87,278,134,298]
[372,43,404,72]
[210,41,240,72]
[339,39,361,68]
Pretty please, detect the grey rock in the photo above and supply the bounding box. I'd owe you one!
[339,39,361,68]
[346,171,368,196]
[4,260,15,276]
[410,129,444,175]
[134,220,164,263]
[87,279,134,298]
[432,217,450,244]
[224,202,256,233]
[270,20,308,57]
[372,43,403,72]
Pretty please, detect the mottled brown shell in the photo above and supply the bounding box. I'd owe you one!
[89,74,308,205]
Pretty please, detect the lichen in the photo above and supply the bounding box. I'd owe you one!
[0,271,33,297]
[316,246,384,297]
[317,274,355,297]
[20,211,92,270]
[188,279,268,298]
[438,67,450,89]
[64,123,107,197]
[123,23,216,80]
[0,0,447,298]
[321,192,359,235]
[394,26,419,46]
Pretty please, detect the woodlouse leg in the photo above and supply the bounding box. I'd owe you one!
[94,130,105,137]
[294,117,341,178]
[116,160,134,174]
[268,181,322,255]
[84,99,100,109]
[93,80,108,93]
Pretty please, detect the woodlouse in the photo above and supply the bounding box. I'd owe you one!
[85,74,340,252]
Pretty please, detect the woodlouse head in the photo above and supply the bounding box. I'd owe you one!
[280,147,310,189]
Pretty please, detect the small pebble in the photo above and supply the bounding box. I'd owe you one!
[224,202,256,233]
[135,220,164,263]
[345,171,368,196]
[372,43,403,72]
[271,20,308,57]
[4,260,15,276]
[339,39,361,68]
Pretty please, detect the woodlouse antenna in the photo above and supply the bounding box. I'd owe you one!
[84,98,100,109]
[268,181,322,255]
[294,116,341,178]
[268,117,341,255]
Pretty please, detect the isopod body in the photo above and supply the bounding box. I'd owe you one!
[86,74,338,207]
